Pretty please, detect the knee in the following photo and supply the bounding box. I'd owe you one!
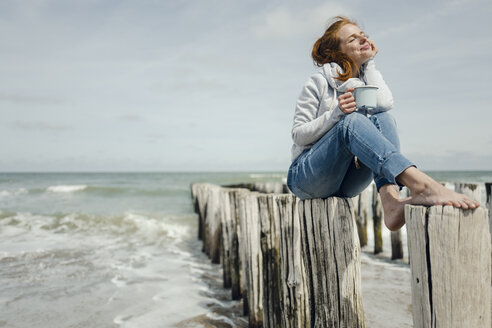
[340,112,370,130]
[371,111,397,126]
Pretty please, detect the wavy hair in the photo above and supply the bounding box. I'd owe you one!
[312,16,360,82]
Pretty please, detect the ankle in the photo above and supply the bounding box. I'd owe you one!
[397,167,431,195]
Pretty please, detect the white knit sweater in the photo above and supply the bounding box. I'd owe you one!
[290,59,394,161]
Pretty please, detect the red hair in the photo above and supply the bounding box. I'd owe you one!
[312,16,360,82]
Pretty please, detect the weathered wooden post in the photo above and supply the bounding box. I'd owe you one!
[486,182,492,240]
[372,188,383,254]
[191,183,207,240]
[455,182,481,203]
[405,205,491,328]
[486,182,492,281]
[278,196,310,327]
[218,188,245,297]
[356,186,371,247]
[191,183,222,262]
[259,193,310,327]
[258,193,283,328]
[300,197,365,327]
[237,190,263,326]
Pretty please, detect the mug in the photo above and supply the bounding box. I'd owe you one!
[353,86,378,110]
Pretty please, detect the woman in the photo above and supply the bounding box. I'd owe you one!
[287,16,479,231]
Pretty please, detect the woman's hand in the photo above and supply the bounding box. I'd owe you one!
[338,88,357,114]
[368,39,378,58]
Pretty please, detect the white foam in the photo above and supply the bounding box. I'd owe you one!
[111,274,127,288]
[205,312,236,326]
[249,173,285,179]
[122,212,190,242]
[46,185,87,193]
[0,188,28,198]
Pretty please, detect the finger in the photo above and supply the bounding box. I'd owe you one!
[340,92,353,100]
[339,96,355,106]
[346,88,354,92]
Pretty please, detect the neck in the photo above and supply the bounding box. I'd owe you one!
[351,64,360,78]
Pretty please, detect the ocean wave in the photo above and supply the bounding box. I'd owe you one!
[0,188,28,198]
[249,173,286,179]
[43,185,185,197]
[0,211,192,245]
[0,185,187,199]
[46,185,88,193]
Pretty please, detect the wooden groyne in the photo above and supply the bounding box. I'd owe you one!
[191,182,491,327]
[192,183,364,327]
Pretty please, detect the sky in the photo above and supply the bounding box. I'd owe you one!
[1,0,491,172]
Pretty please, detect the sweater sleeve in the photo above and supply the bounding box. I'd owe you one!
[291,74,345,147]
[363,59,394,113]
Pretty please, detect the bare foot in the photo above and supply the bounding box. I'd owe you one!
[380,184,411,231]
[409,179,480,210]
[397,167,480,210]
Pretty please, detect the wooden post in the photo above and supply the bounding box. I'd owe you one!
[356,186,370,247]
[405,205,491,328]
[454,182,481,203]
[258,193,283,328]
[372,188,383,254]
[191,183,222,262]
[259,193,310,327]
[486,183,492,241]
[218,188,245,295]
[300,197,365,327]
[237,190,263,326]
[191,183,207,240]
[486,182,492,283]
[278,196,310,327]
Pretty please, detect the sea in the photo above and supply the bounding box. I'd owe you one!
[1,171,491,328]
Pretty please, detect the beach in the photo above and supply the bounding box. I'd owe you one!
[0,171,491,327]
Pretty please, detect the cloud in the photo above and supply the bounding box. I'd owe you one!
[146,133,167,140]
[0,92,66,105]
[14,120,71,131]
[253,2,352,40]
[373,0,486,40]
[118,114,143,122]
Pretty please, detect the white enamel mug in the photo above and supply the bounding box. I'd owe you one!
[353,85,378,110]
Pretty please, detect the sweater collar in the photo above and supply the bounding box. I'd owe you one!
[321,62,365,92]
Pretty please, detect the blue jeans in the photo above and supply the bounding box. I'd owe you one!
[287,111,414,200]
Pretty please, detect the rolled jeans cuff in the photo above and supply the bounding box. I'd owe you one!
[375,152,415,191]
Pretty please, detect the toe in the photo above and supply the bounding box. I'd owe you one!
[463,198,477,209]
[452,200,461,208]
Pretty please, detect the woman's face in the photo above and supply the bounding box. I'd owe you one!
[338,24,372,67]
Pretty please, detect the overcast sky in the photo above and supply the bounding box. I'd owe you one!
[1,0,491,172]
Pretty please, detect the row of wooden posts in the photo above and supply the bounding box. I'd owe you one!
[191,181,492,327]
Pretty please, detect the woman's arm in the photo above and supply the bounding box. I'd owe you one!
[292,74,344,147]
[363,59,394,113]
